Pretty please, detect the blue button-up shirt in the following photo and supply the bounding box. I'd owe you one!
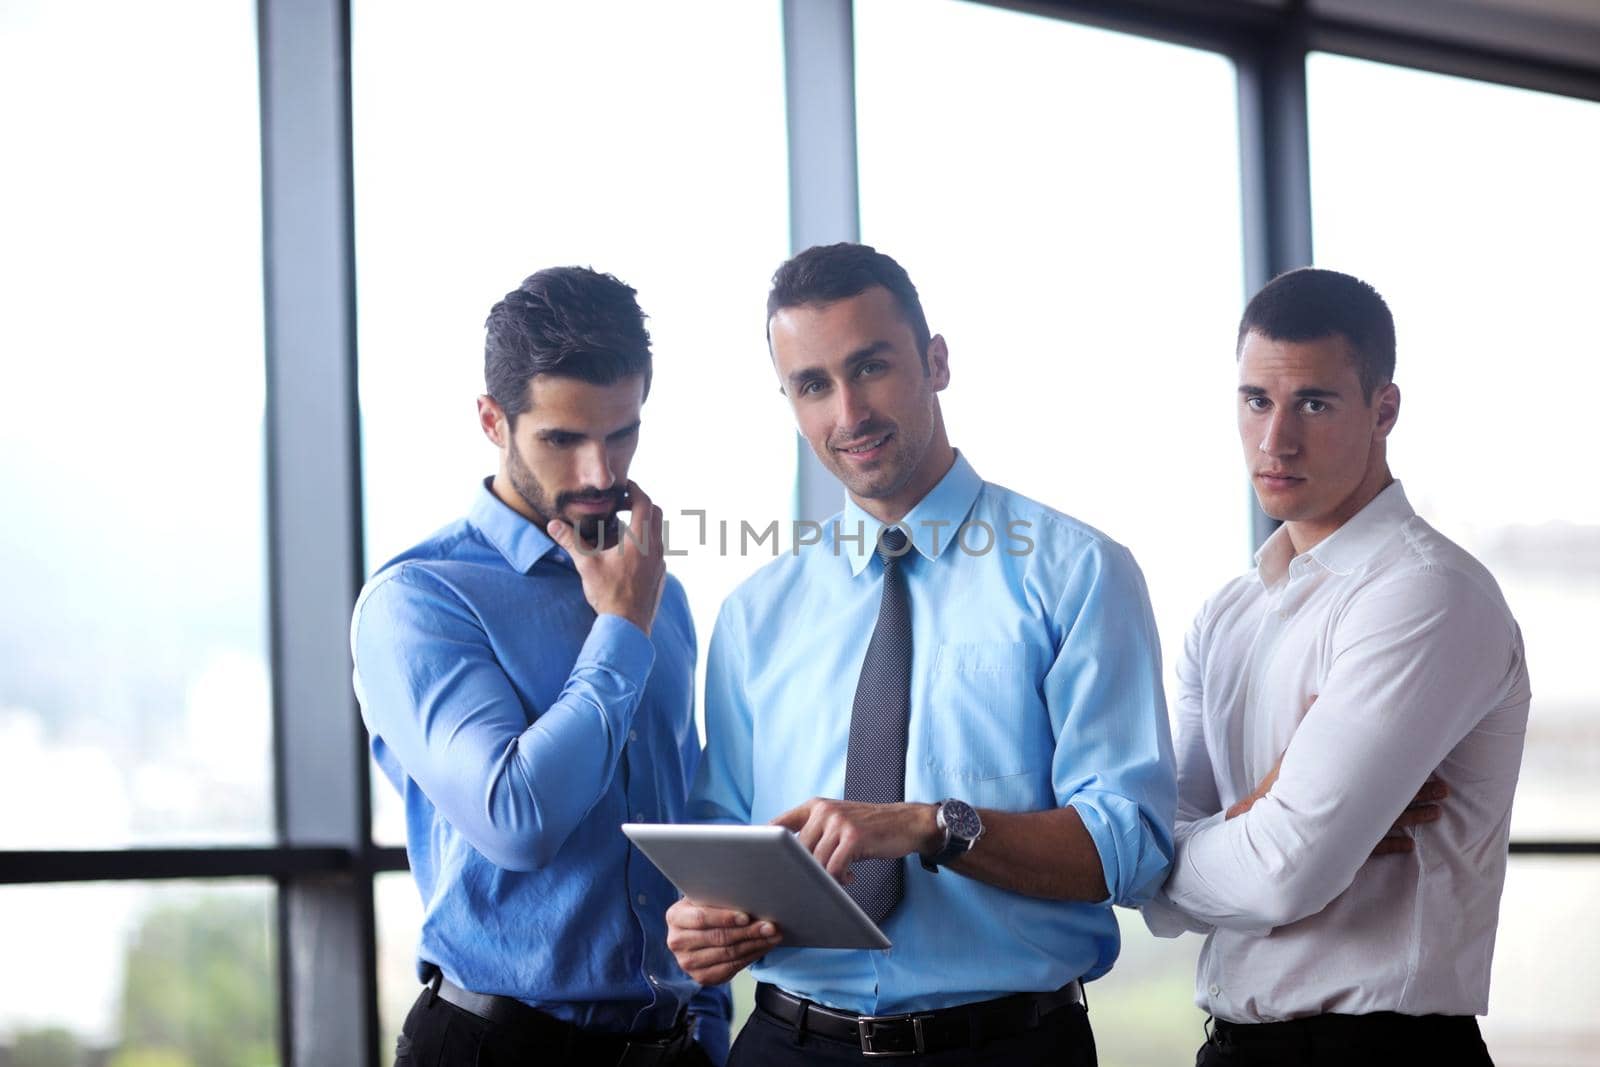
[691,454,1176,1013]
[351,481,729,1056]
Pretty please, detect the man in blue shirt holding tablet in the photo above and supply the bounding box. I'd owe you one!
[667,243,1177,1064]
[352,267,730,1066]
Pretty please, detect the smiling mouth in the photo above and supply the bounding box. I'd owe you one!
[837,432,892,455]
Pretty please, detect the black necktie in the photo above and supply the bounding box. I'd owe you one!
[841,527,913,922]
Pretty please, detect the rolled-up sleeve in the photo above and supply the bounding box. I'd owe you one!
[352,565,654,871]
[1048,540,1178,906]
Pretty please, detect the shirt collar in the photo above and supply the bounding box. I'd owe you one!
[1254,479,1414,586]
[841,451,985,577]
[468,478,563,573]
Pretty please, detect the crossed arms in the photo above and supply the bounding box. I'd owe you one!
[1149,569,1521,936]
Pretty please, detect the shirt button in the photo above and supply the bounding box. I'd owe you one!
[629,729,639,742]
[635,812,647,821]
[1208,983,1221,997]
[637,893,648,906]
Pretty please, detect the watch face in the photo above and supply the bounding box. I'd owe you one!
[941,799,982,841]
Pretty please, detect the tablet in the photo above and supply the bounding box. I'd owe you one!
[622,823,891,950]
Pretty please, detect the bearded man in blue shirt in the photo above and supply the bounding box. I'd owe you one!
[665,243,1177,1065]
[352,267,730,1066]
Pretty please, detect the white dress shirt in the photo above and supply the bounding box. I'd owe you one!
[1143,481,1530,1023]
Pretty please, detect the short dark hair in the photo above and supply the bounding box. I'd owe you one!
[766,243,932,364]
[1236,268,1396,401]
[484,266,652,422]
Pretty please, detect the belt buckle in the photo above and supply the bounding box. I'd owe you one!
[856,1013,926,1057]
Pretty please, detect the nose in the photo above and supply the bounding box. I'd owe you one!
[1258,410,1299,457]
[835,381,873,435]
[579,443,616,489]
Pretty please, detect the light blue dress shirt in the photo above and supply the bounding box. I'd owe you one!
[351,481,730,1058]
[691,454,1176,1014]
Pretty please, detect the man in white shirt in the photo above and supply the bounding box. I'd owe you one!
[1143,268,1530,1066]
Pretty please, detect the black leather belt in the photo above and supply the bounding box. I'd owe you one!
[1209,1012,1485,1051]
[425,971,693,1066]
[755,980,1085,1058]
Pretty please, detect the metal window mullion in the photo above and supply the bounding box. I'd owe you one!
[0,847,351,884]
[1234,10,1313,554]
[782,0,860,523]
[973,0,1600,100]
[258,0,376,1064]
[975,0,1263,55]
[1307,17,1600,104]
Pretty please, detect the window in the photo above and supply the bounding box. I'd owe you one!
[1308,52,1600,842]
[0,0,271,849]
[856,0,1251,680]
[0,881,277,1065]
[351,0,794,838]
[375,871,425,1050]
[1480,857,1600,1060]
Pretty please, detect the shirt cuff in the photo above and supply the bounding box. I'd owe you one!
[580,613,656,686]
[1141,888,1214,938]
[1068,793,1169,907]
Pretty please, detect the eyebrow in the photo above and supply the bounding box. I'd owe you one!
[784,341,894,391]
[1238,385,1343,399]
[536,419,642,442]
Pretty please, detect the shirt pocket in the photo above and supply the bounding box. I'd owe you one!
[921,641,1054,812]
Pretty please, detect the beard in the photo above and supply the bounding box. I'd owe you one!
[506,440,625,549]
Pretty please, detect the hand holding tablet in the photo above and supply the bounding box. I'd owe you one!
[663,897,783,987]
[623,823,892,954]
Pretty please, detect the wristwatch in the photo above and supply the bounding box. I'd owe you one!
[920,798,984,872]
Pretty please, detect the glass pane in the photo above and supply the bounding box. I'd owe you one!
[375,871,425,1052]
[1308,53,1600,839]
[1480,857,1600,1065]
[0,1,272,847]
[0,881,278,1066]
[352,0,793,845]
[855,0,1251,697]
[1092,910,1206,1067]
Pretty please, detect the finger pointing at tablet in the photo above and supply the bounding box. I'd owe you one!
[665,898,783,986]
[772,797,943,881]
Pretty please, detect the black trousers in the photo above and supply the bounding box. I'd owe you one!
[726,1000,1097,1066]
[1195,1012,1493,1067]
[393,985,714,1067]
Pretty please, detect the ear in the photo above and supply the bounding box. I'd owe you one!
[1373,382,1400,439]
[926,334,951,392]
[478,395,509,448]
